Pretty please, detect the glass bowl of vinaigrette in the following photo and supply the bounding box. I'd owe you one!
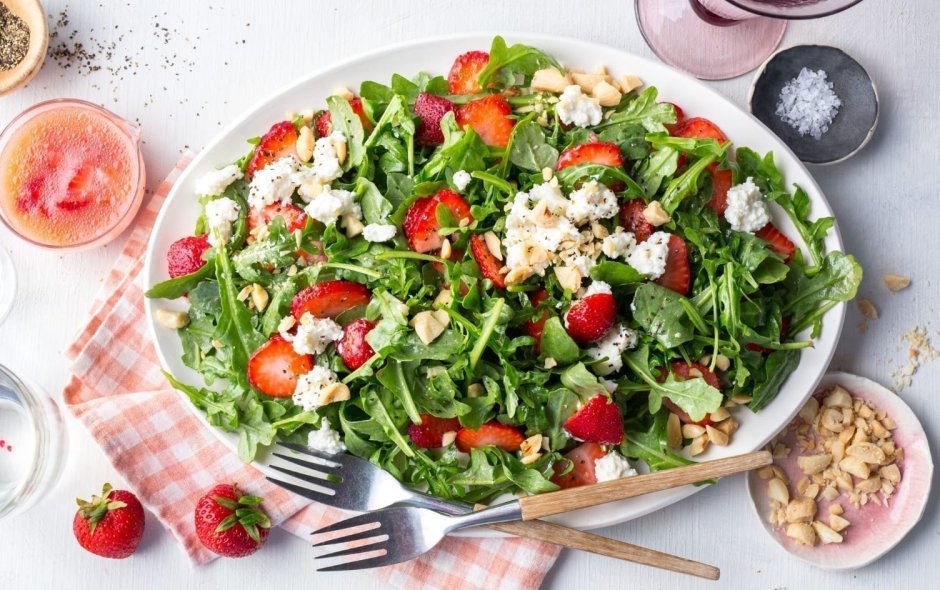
[0,363,67,520]
[0,99,146,250]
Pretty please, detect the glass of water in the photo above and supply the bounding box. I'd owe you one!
[0,364,67,520]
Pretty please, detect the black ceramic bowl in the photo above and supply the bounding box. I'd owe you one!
[749,45,878,165]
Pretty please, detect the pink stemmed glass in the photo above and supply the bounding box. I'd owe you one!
[635,0,865,80]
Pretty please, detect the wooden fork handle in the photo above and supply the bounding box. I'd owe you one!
[519,450,772,520]
[486,520,720,580]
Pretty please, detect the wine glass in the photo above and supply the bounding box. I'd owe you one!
[635,0,865,80]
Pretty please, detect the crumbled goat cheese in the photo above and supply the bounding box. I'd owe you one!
[594,451,638,482]
[724,177,770,234]
[195,164,243,196]
[583,280,612,297]
[303,186,361,226]
[292,365,340,411]
[311,131,346,183]
[362,223,398,242]
[307,418,346,454]
[248,155,301,210]
[556,85,603,128]
[775,68,841,140]
[586,324,638,375]
[602,228,637,259]
[566,181,619,225]
[292,313,344,356]
[627,231,671,279]
[204,197,241,247]
[453,169,472,192]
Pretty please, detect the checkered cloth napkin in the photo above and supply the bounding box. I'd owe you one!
[62,156,560,588]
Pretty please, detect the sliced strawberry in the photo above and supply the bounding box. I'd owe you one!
[247,335,314,397]
[447,50,490,95]
[57,165,97,211]
[755,222,796,263]
[402,189,472,253]
[653,235,691,295]
[706,165,732,215]
[456,94,514,148]
[469,234,507,288]
[524,289,551,352]
[337,319,376,371]
[674,117,728,143]
[291,280,372,320]
[246,121,298,178]
[167,234,212,278]
[659,361,721,425]
[455,422,524,452]
[408,414,462,448]
[619,198,654,243]
[564,292,617,345]
[313,97,372,139]
[248,202,307,237]
[414,92,458,146]
[747,316,791,354]
[664,102,685,135]
[564,394,624,444]
[550,442,607,489]
[556,141,623,171]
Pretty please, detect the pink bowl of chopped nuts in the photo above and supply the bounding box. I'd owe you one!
[746,371,933,569]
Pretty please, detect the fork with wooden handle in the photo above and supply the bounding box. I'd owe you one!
[267,443,722,579]
[291,448,770,573]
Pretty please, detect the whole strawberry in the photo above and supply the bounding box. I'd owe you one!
[73,483,145,559]
[195,483,271,558]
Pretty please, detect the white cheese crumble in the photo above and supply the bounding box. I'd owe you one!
[311,131,346,184]
[594,451,638,482]
[724,177,770,234]
[586,324,638,375]
[627,231,671,279]
[601,228,637,259]
[248,155,301,210]
[307,417,346,454]
[195,164,243,196]
[566,181,619,225]
[292,312,344,356]
[583,280,612,297]
[775,68,841,140]
[292,365,341,411]
[362,223,398,243]
[556,85,603,128]
[204,197,241,247]
[303,186,362,226]
[452,170,472,192]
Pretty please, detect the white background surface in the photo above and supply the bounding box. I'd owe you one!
[0,1,936,589]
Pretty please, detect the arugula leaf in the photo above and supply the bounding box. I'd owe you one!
[327,95,366,169]
[589,261,646,286]
[749,349,801,411]
[477,36,561,88]
[539,317,580,365]
[785,251,862,334]
[509,119,559,171]
[623,346,722,422]
[357,177,393,225]
[599,87,676,133]
[632,283,694,348]
[237,396,277,462]
[560,363,608,401]
[145,259,216,300]
[623,412,693,472]
[636,146,678,197]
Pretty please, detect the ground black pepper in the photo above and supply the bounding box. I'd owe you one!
[0,2,30,71]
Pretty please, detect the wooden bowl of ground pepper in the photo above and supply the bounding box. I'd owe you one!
[0,0,47,96]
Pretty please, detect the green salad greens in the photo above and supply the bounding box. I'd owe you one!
[147,36,861,503]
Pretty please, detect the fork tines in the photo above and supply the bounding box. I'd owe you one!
[311,513,390,571]
[265,443,344,504]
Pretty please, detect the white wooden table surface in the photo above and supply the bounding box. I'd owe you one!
[1,1,937,588]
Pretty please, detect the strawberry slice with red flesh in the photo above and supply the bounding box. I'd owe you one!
[408,414,462,448]
[57,165,99,211]
[247,335,314,398]
[456,94,514,148]
[619,198,654,243]
[248,202,307,236]
[313,96,373,138]
[167,234,212,278]
[469,234,507,288]
[706,166,732,215]
[524,289,551,352]
[755,222,797,263]
[455,422,525,452]
[664,102,685,135]
[564,292,617,345]
[414,92,458,146]
[550,442,607,489]
[246,121,298,179]
[659,361,721,425]
[674,117,728,143]
[337,319,376,371]
[556,141,623,171]
[447,50,490,95]
[403,189,472,253]
[564,394,624,444]
[291,280,372,320]
[653,234,691,296]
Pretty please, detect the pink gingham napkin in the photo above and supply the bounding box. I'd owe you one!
[62,155,561,588]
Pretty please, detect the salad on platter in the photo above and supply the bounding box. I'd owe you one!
[147,36,861,504]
